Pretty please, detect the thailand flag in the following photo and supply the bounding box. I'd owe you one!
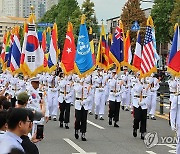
[132,31,142,71]
[168,25,180,75]
[10,34,21,73]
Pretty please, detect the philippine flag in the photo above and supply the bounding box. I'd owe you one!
[168,24,180,75]
[132,31,142,71]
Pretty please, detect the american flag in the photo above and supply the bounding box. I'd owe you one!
[141,26,155,75]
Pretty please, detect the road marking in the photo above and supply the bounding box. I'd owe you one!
[63,138,97,154]
[155,111,169,120]
[146,151,157,154]
[157,144,176,149]
[87,120,105,130]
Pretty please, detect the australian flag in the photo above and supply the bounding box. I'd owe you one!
[109,25,124,72]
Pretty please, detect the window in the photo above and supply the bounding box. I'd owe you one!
[113,21,117,27]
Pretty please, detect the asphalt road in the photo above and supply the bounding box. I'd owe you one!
[38,104,175,154]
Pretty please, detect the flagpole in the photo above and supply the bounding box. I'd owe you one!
[100,19,104,65]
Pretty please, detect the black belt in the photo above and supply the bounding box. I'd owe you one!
[134,95,140,98]
[76,98,86,100]
[110,90,120,93]
[170,92,176,94]
[60,91,69,94]
[134,95,147,98]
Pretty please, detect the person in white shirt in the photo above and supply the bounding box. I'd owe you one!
[0,108,30,154]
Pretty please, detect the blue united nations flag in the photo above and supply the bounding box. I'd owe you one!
[75,15,95,77]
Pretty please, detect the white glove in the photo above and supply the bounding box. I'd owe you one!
[171,124,176,131]
[139,101,144,106]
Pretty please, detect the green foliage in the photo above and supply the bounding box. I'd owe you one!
[81,0,99,38]
[121,0,147,51]
[151,0,174,43]
[170,0,180,36]
[40,0,82,49]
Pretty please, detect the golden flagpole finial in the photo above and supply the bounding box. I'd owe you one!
[89,27,92,34]
[81,14,86,24]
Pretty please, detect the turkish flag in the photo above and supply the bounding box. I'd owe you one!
[61,22,76,74]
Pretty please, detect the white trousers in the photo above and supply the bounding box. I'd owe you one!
[47,90,58,116]
[94,91,105,116]
[121,89,130,107]
[148,93,157,116]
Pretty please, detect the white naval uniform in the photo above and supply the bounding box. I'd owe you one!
[47,75,59,118]
[121,74,131,109]
[94,75,106,118]
[147,77,160,117]
[170,79,180,154]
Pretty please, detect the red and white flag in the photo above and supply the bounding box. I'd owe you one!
[141,16,156,77]
[132,31,141,71]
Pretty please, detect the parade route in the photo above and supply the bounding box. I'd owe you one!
[39,105,175,154]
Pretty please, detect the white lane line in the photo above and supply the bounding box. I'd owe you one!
[146,151,157,154]
[63,138,97,154]
[87,120,105,130]
[64,138,86,153]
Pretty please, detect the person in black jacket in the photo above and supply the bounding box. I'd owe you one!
[21,110,42,154]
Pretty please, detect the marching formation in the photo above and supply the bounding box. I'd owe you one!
[0,67,160,142]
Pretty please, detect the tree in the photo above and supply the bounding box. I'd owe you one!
[121,0,147,51]
[40,0,82,49]
[151,0,174,43]
[170,0,180,36]
[81,0,99,38]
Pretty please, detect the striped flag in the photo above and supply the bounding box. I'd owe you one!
[141,16,157,77]
[132,31,141,72]
[41,30,48,70]
[0,32,7,71]
[10,26,21,74]
[48,23,58,73]
[167,24,180,76]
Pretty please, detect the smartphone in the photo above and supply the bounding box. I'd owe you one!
[36,124,44,139]
[38,93,43,99]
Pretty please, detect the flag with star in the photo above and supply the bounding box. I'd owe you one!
[141,16,157,77]
[61,22,76,75]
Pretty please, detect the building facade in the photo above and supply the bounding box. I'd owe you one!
[0,0,59,21]
[0,16,26,47]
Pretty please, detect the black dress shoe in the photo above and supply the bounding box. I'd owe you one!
[60,122,63,128]
[147,115,149,119]
[125,108,129,111]
[89,112,93,115]
[151,117,156,120]
[109,118,112,125]
[122,106,125,110]
[99,117,104,120]
[141,133,145,140]
[114,123,119,128]
[49,116,51,120]
[53,117,57,121]
[65,124,69,129]
[81,133,87,141]
[95,114,98,119]
[133,129,137,137]
[75,130,79,139]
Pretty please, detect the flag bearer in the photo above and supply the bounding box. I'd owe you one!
[170,77,180,154]
[74,77,91,141]
[108,69,122,127]
[133,76,148,140]
[94,69,106,120]
[147,74,159,120]
[58,74,73,129]
[47,73,59,121]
